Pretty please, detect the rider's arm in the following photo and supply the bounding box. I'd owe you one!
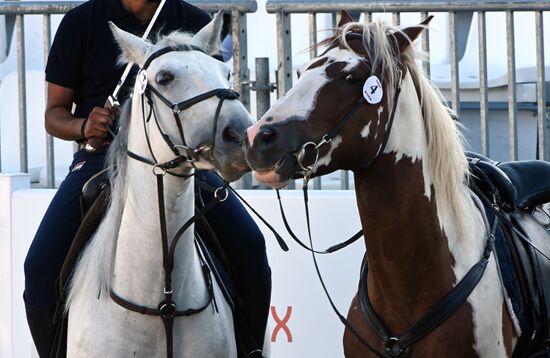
[45,82,83,141]
[45,82,114,143]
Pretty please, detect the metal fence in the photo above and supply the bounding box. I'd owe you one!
[1,0,549,190]
[266,0,550,189]
[0,0,256,187]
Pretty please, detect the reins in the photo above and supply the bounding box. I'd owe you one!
[110,46,240,358]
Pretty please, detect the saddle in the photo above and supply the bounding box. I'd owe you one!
[467,152,550,357]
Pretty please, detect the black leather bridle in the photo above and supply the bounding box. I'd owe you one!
[127,45,240,173]
[110,46,239,358]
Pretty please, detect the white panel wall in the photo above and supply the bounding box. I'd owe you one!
[0,174,31,358]
[0,174,365,358]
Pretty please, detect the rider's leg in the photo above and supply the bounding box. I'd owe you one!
[196,171,271,356]
[23,150,105,357]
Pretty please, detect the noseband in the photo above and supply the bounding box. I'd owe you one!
[128,45,240,174]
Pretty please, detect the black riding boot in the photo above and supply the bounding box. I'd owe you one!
[24,298,56,358]
[241,275,272,357]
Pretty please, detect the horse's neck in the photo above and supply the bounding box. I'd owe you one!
[353,74,485,332]
[354,158,457,318]
[111,101,206,309]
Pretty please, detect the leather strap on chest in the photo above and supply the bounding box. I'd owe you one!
[358,217,498,357]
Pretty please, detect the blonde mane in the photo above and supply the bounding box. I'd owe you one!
[339,21,470,233]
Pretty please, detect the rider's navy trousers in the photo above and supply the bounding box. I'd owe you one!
[24,149,270,307]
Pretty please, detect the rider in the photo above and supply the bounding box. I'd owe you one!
[23,0,271,357]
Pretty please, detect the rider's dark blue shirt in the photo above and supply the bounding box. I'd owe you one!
[45,0,211,119]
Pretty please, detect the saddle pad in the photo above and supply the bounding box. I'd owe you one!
[485,208,528,332]
[511,211,550,321]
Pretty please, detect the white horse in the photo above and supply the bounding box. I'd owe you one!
[66,14,252,357]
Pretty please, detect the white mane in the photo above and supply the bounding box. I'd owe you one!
[340,21,471,235]
[65,99,131,312]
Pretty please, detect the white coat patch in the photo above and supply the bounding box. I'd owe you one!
[360,123,371,138]
[363,75,383,104]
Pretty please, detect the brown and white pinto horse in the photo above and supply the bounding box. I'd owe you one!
[244,12,516,357]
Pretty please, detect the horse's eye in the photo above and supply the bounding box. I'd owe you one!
[227,71,231,81]
[344,73,362,84]
[296,70,302,79]
[156,71,174,86]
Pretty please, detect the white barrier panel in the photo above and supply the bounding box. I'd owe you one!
[0,174,32,358]
[247,190,364,358]
[1,174,364,358]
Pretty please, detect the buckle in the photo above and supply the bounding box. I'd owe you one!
[159,301,176,318]
[384,337,403,357]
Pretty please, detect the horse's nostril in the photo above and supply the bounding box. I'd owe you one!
[222,126,243,144]
[257,127,276,144]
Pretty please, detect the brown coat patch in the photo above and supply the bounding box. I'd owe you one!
[344,154,477,357]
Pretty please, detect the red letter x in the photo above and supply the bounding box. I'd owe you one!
[271,306,293,342]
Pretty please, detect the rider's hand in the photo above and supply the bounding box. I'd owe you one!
[82,106,117,148]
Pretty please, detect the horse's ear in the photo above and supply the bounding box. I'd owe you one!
[109,22,150,66]
[191,11,223,57]
[337,10,354,27]
[393,15,434,52]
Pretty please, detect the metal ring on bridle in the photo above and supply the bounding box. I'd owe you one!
[297,142,320,172]
[174,144,201,162]
[152,164,167,176]
[384,337,403,357]
[214,187,229,202]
